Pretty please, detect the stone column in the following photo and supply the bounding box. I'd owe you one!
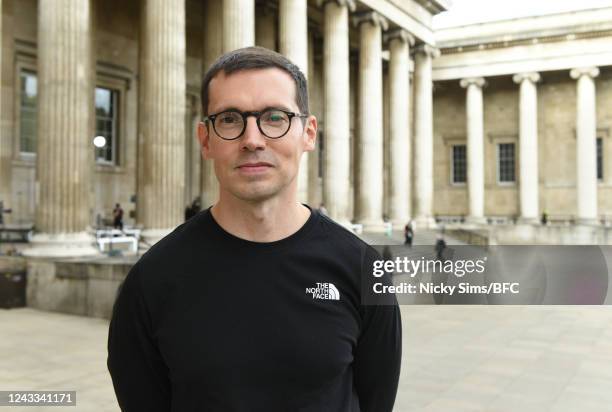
[413,45,439,228]
[0,0,7,214]
[223,0,255,51]
[23,0,97,257]
[353,11,387,231]
[513,72,541,224]
[279,0,309,204]
[460,77,486,224]
[386,29,414,229]
[137,0,186,244]
[319,0,355,226]
[200,0,223,208]
[571,67,600,224]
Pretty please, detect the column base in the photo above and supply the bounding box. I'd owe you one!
[413,215,437,230]
[390,217,410,231]
[357,219,390,233]
[22,232,100,258]
[517,216,539,225]
[575,217,599,226]
[464,216,488,226]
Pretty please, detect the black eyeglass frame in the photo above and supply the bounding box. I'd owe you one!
[203,108,309,140]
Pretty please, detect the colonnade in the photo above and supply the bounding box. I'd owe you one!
[460,68,600,225]
[22,0,440,255]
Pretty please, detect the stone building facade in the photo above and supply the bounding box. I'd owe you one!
[1,1,611,254]
[432,8,612,228]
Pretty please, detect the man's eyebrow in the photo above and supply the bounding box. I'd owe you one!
[209,106,239,114]
[210,105,295,114]
[262,105,293,112]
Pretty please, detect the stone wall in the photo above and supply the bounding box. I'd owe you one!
[26,257,134,320]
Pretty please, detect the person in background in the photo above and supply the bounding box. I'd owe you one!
[435,233,447,261]
[404,220,414,247]
[184,197,202,221]
[112,203,124,231]
[541,210,548,225]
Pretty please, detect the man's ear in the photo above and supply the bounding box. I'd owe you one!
[197,121,212,159]
[302,115,317,152]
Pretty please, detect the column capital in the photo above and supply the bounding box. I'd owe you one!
[384,28,415,47]
[570,67,600,80]
[414,44,440,59]
[460,77,486,89]
[513,72,540,84]
[352,11,388,30]
[316,0,356,12]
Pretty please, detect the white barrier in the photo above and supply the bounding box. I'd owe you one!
[95,228,141,253]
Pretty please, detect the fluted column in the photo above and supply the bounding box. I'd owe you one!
[200,0,223,208]
[413,45,439,228]
[23,0,97,257]
[319,0,355,226]
[307,32,323,206]
[513,72,541,224]
[460,77,486,224]
[386,29,414,229]
[570,67,599,224]
[279,0,310,204]
[137,0,186,243]
[0,0,8,213]
[353,11,387,231]
[223,0,255,51]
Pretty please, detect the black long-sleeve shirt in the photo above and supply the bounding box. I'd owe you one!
[107,205,402,411]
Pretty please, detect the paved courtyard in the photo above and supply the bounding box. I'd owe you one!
[2,305,612,411]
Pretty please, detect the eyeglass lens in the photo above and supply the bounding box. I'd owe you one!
[214,109,291,139]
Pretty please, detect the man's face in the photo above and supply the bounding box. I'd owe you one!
[197,68,317,203]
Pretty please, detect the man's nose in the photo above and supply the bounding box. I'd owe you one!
[240,117,266,151]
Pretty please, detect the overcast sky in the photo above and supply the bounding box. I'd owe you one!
[433,0,612,28]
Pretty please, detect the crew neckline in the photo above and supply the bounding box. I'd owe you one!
[202,203,319,252]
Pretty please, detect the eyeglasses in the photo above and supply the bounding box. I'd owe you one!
[203,108,309,140]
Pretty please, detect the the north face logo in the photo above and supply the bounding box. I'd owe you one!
[305,282,340,300]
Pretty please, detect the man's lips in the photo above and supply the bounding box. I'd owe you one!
[236,162,273,169]
[236,162,274,174]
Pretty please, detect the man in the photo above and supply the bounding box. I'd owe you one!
[113,203,124,231]
[107,46,401,411]
[404,221,414,247]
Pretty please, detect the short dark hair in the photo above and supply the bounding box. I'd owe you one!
[200,46,309,118]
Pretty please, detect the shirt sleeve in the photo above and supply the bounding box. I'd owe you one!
[354,245,403,412]
[107,264,172,411]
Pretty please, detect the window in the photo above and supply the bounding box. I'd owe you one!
[19,70,38,154]
[498,143,515,183]
[452,144,467,184]
[95,87,119,165]
[597,137,603,181]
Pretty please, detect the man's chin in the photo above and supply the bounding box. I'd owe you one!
[230,185,281,203]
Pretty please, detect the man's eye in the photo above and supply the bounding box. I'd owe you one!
[265,112,287,123]
[219,116,238,124]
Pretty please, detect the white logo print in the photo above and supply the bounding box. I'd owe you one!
[305,282,340,300]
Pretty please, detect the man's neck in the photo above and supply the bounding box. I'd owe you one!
[210,196,311,243]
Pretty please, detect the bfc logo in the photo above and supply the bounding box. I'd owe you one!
[305,282,340,300]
